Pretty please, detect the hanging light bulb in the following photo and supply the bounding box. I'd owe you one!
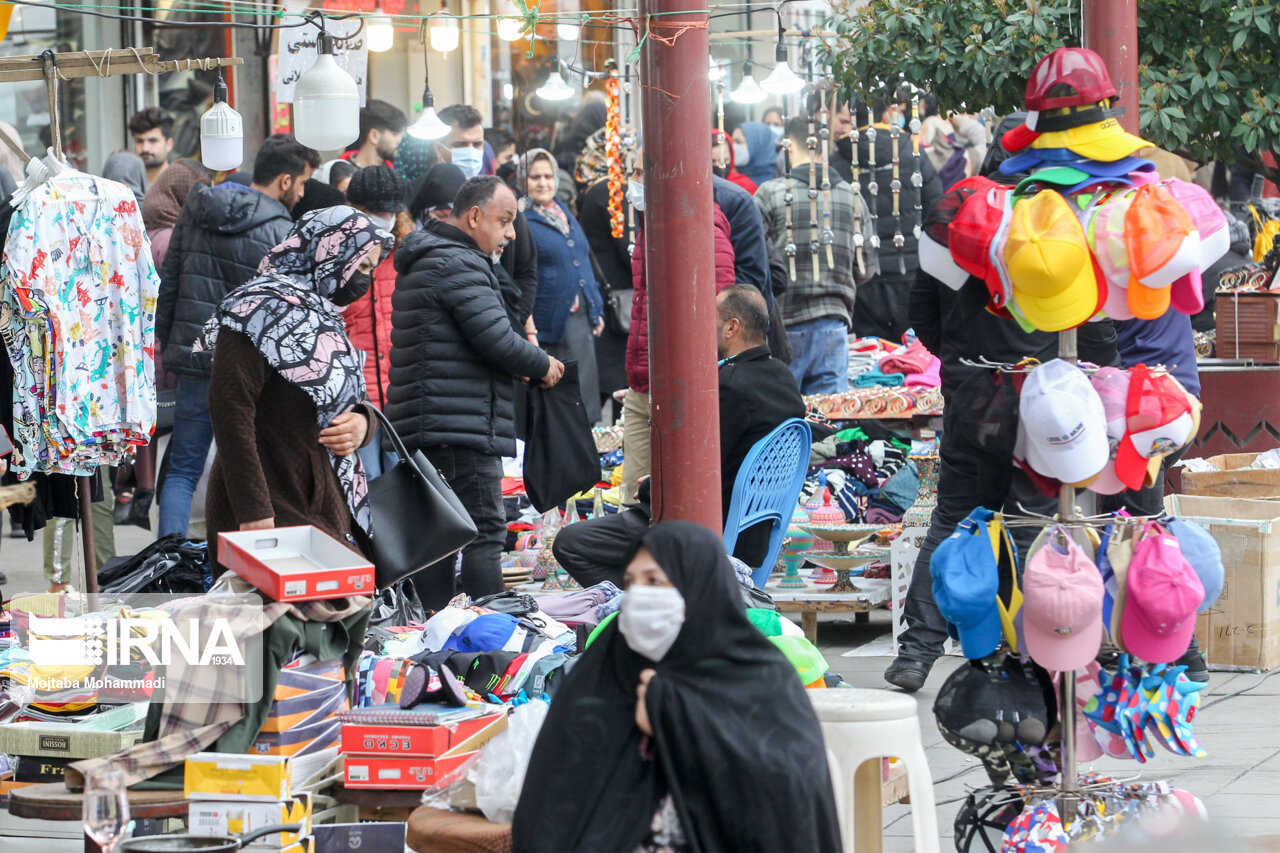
[428,6,460,54]
[366,12,395,53]
[293,27,360,151]
[497,16,523,41]
[729,61,766,104]
[708,56,724,82]
[557,22,580,41]
[200,72,242,171]
[760,40,805,95]
[537,59,575,102]
[406,38,450,140]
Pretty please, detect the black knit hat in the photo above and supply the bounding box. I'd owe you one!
[409,163,467,220]
[346,165,407,213]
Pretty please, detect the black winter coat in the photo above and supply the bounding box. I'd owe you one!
[155,183,293,376]
[388,221,552,456]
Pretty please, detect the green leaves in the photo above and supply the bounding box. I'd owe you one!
[825,0,1280,176]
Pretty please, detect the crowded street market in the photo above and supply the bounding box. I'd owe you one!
[0,0,1277,850]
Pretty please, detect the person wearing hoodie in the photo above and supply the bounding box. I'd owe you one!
[154,133,319,538]
[713,130,757,194]
[733,121,779,189]
[388,176,565,608]
[102,152,149,202]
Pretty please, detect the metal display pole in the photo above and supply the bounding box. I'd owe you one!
[1057,326,1079,821]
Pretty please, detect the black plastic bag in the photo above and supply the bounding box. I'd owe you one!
[368,579,429,627]
[523,361,601,512]
[98,535,210,598]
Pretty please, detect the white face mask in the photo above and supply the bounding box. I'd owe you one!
[768,124,784,141]
[627,180,645,212]
[369,213,395,233]
[618,585,685,662]
[452,146,484,179]
[732,142,751,167]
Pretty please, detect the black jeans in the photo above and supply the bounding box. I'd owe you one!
[412,446,507,610]
[898,406,1057,663]
[552,507,652,589]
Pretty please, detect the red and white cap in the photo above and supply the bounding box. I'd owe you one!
[1114,365,1196,491]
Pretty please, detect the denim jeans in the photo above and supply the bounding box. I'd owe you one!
[785,317,850,395]
[158,376,214,538]
[410,447,507,610]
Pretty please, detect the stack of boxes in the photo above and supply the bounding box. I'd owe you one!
[184,753,326,853]
[339,703,507,790]
[251,658,347,758]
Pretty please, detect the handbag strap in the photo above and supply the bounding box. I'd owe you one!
[363,404,415,467]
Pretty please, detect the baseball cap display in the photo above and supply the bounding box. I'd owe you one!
[1021,527,1106,672]
[1017,359,1109,485]
[932,508,1004,659]
[1120,522,1205,664]
[1114,365,1196,491]
[1030,118,1152,163]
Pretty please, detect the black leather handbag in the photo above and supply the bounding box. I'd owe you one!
[365,406,478,588]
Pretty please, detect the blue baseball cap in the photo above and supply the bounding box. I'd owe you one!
[999,146,1087,175]
[1168,519,1224,613]
[931,507,1003,659]
[1070,156,1156,178]
[443,613,524,653]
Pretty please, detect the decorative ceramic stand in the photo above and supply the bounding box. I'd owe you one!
[803,523,886,593]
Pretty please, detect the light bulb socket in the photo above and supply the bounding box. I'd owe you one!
[213,72,228,104]
[318,32,337,54]
[774,41,787,64]
[422,88,435,110]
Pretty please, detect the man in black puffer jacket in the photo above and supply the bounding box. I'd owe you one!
[389,176,565,608]
[154,134,318,538]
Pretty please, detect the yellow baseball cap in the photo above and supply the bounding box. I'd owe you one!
[1030,117,1152,162]
[1005,190,1100,332]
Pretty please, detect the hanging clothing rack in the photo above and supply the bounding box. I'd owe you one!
[0,46,242,596]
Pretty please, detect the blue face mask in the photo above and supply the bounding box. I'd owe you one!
[895,114,907,129]
[452,146,484,179]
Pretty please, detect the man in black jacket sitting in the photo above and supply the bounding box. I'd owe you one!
[553,285,806,587]
[388,176,564,609]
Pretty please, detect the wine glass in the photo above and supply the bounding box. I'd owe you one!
[83,767,130,853]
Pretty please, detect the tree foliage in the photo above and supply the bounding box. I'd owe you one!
[823,0,1280,182]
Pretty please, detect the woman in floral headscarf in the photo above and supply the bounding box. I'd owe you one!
[202,206,393,569]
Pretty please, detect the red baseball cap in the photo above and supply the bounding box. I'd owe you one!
[948,185,1011,300]
[1114,365,1196,490]
[1025,47,1118,112]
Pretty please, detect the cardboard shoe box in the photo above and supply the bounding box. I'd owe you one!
[187,794,313,849]
[185,753,293,802]
[343,750,477,789]
[340,711,505,758]
[218,526,375,602]
[1166,494,1280,671]
[0,721,142,760]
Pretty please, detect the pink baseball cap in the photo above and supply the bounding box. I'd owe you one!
[1083,189,1136,320]
[1120,522,1205,664]
[1163,179,1228,315]
[1022,528,1106,673]
[1087,366,1129,495]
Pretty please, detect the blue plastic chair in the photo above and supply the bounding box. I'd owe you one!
[722,417,813,589]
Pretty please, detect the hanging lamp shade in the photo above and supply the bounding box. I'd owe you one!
[200,73,242,171]
[293,33,360,151]
[760,40,805,96]
[537,60,575,102]
[428,9,460,54]
[408,90,450,140]
[367,13,395,52]
[556,22,580,41]
[729,62,766,104]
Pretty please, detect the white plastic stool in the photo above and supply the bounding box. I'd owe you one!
[808,688,940,853]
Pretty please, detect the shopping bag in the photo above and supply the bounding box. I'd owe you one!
[523,361,601,512]
[366,406,478,588]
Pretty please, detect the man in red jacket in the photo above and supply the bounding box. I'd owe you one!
[620,149,738,504]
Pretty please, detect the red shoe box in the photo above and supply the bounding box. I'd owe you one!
[342,751,476,789]
[340,712,505,758]
[218,526,375,602]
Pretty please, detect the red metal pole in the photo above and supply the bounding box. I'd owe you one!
[638,0,722,533]
[1084,0,1139,135]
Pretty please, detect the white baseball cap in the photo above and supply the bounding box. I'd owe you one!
[1018,359,1110,484]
